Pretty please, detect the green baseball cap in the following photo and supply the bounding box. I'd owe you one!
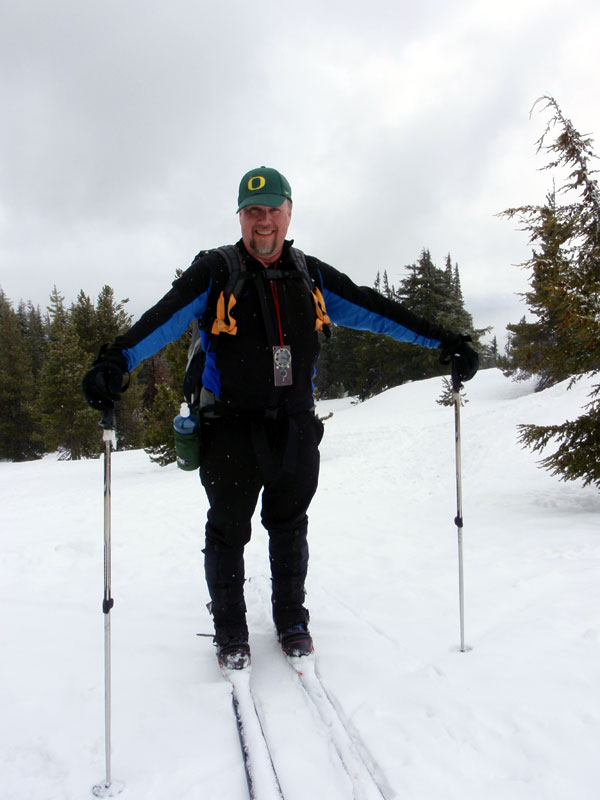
[237,166,292,211]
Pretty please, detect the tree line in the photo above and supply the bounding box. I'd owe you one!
[315,250,493,401]
[0,252,492,464]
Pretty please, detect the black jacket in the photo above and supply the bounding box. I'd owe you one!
[113,239,454,415]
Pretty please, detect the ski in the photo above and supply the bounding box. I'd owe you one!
[287,654,390,800]
[224,666,285,800]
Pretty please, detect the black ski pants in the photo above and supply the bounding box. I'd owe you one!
[199,410,323,549]
[200,410,323,635]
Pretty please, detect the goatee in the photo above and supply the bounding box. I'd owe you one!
[251,237,277,256]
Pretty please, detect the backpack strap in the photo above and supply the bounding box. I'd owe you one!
[183,246,243,406]
[288,247,312,289]
[185,246,241,374]
[210,245,259,335]
[289,247,331,336]
[218,245,246,297]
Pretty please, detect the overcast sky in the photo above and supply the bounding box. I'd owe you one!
[2,0,599,344]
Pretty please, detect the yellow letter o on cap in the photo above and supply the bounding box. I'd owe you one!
[248,176,266,191]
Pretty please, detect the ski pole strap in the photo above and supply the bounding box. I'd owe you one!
[451,357,463,393]
[99,408,116,430]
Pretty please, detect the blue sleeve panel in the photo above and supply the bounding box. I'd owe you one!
[121,289,210,371]
[322,287,443,348]
[316,264,445,350]
[200,329,221,397]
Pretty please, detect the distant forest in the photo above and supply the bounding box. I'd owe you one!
[0,249,494,464]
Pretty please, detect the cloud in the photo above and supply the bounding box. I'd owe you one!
[1,0,599,346]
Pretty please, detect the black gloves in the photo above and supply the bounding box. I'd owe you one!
[439,334,479,386]
[82,345,129,410]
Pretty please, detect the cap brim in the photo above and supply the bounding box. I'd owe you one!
[237,194,291,212]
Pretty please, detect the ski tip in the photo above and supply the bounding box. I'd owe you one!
[286,650,316,675]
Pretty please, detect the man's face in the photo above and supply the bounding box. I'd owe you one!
[239,200,292,264]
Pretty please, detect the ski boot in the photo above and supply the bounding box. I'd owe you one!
[215,634,251,670]
[278,623,314,657]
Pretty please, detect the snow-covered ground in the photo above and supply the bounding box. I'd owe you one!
[1,369,599,800]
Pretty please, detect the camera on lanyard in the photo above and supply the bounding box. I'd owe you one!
[273,345,293,387]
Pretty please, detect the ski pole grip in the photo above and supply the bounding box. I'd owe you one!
[99,407,116,431]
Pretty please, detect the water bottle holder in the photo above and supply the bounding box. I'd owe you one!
[174,429,201,471]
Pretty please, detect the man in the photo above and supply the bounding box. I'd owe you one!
[82,166,478,670]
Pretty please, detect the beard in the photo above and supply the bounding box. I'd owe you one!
[250,233,278,257]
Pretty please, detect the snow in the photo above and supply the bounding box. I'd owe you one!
[1,368,600,800]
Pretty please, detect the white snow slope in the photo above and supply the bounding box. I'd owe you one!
[1,368,599,800]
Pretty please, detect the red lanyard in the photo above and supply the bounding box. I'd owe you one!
[268,266,285,346]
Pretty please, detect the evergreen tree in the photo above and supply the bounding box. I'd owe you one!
[137,354,172,408]
[0,291,43,460]
[142,382,180,465]
[95,285,131,347]
[316,250,485,400]
[381,270,394,298]
[489,336,499,364]
[500,96,600,488]
[398,249,475,332]
[393,249,481,385]
[2,284,145,460]
[70,291,97,358]
[444,254,454,293]
[16,300,47,386]
[454,265,462,300]
[501,188,577,386]
[39,287,99,460]
[315,324,365,399]
[112,373,145,452]
[353,329,410,401]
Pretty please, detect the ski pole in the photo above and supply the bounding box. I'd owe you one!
[451,360,467,653]
[93,408,124,798]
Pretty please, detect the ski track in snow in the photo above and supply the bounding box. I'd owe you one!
[1,369,600,799]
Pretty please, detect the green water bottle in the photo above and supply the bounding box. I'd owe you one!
[173,403,200,471]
